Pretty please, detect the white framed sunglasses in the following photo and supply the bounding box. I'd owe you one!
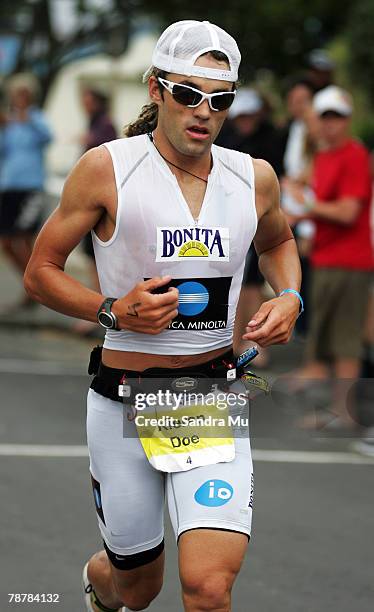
[157,77,236,112]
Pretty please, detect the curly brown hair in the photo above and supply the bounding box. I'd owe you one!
[124,67,166,137]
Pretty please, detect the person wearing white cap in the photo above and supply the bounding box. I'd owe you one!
[217,87,283,174]
[286,85,373,429]
[229,87,263,117]
[25,20,302,612]
[313,85,353,118]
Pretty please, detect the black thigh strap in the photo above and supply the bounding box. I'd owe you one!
[103,539,165,570]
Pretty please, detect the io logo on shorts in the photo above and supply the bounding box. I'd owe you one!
[177,281,209,316]
[194,480,234,507]
[156,226,229,262]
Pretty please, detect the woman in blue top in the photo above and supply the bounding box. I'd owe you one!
[0,74,52,306]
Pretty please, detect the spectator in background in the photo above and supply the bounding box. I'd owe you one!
[216,88,283,365]
[0,73,52,308]
[74,88,117,335]
[306,49,335,92]
[286,86,373,428]
[280,78,317,181]
[216,88,283,174]
[80,89,117,152]
[280,78,318,335]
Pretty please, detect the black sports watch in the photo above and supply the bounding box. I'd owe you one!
[97,297,118,330]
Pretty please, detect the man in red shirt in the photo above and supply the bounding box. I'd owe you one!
[289,85,373,427]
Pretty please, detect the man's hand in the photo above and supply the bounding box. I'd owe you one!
[242,294,300,347]
[113,276,179,334]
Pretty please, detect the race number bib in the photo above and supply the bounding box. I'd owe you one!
[135,399,235,473]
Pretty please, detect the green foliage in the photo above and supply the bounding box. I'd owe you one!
[354,117,374,150]
[142,0,355,80]
[347,0,374,103]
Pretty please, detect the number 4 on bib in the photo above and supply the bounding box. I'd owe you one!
[187,456,192,465]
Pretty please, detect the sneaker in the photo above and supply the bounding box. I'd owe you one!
[82,563,126,611]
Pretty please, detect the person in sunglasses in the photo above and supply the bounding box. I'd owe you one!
[24,20,302,612]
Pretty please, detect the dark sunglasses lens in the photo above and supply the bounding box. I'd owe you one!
[172,84,203,106]
[211,93,235,111]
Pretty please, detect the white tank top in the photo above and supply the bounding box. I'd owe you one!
[93,134,257,355]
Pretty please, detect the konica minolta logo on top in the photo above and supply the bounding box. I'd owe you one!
[156,226,229,262]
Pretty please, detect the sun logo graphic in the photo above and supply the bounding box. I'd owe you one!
[178,240,209,258]
[156,226,229,262]
[177,281,209,316]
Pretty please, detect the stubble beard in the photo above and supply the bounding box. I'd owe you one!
[172,124,214,159]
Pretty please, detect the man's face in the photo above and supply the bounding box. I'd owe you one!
[149,54,234,157]
[12,86,32,110]
[319,111,350,144]
[287,85,312,119]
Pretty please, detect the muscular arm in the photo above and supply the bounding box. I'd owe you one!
[24,146,112,321]
[243,160,302,346]
[24,146,179,332]
[254,160,301,295]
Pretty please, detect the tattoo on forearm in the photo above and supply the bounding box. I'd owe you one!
[127,302,141,317]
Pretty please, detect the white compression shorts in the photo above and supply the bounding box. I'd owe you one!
[87,388,254,561]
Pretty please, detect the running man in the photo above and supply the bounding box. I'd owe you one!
[25,20,302,612]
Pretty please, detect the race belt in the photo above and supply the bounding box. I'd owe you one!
[89,345,269,473]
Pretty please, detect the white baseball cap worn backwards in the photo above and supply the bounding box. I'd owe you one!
[143,20,241,83]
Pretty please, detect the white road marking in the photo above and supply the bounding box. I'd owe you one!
[0,359,86,375]
[252,449,374,465]
[0,445,373,464]
[0,445,89,457]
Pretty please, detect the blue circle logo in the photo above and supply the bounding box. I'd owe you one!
[194,480,234,507]
[177,281,209,316]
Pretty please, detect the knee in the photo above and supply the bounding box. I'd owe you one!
[89,550,112,583]
[115,577,162,611]
[181,573,232,611]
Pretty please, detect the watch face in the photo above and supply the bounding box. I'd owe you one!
[98,311,114,329]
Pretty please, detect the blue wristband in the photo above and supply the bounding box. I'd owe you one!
[279,289,304,316]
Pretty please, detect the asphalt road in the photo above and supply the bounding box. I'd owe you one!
[1,329,373,612]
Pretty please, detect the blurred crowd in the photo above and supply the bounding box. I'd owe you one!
[0,50,373,452]
[218,50,374,452]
